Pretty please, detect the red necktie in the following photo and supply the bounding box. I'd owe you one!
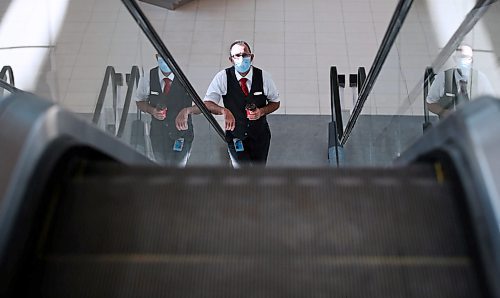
[239,78,249,96]
[163,78,172,95]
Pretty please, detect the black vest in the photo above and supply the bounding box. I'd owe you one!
[223,66,269,140]
[148,67,194,141]
[438,68,470,111]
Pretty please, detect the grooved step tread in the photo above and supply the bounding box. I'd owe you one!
[25,164,485,297]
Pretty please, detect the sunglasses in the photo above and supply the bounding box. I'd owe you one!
[231,53,252,58]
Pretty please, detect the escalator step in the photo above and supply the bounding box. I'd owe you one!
[27,165,483,297]
[45,166,465,256]
[33,259,481,298]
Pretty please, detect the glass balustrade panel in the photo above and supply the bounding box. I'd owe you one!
[0,0,227,167]
[343,0,498,166]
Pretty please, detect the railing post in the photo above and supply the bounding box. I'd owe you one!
[423,67,435,132]
[329,66,345,167]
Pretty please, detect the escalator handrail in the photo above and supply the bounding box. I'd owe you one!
[340,0,414,145]
[357,67,366,95]
[92,66,118,125]
[329,66,343,140]
[0,80,21,94]
[423,67,435,126]
[121,0,226,141]
[117,66,140,138]
[0,66,15,86]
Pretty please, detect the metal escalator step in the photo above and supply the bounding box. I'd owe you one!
[32,257,482,298]
[79,162,437,179]
[44,166,467,257]
[28,165,484,297]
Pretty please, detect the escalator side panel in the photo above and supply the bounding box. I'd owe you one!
[397,96,500,298]
[0,93,154,293]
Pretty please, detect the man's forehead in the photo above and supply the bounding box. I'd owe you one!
[231,44,249,54]
[457,46,473,57]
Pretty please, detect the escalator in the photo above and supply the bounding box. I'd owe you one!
[2,0,500,296]
[1,92,499,297]
[8,161,489,297]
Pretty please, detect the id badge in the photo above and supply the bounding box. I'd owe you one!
[233,138,244,152]
[173,138,184,152]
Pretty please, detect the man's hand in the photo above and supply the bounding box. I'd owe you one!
[247,108,263,120]
[137,101,167,120]
[427,102,451,118]
[175,108,189,130]
[151,107,166,120]
[440,108,451,118]
[222,108,236,131]
[203,101,235,131]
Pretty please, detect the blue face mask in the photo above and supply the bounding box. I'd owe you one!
[157,57,171,73]
[457,58,472,77]
[458,58,471,69]
[234,57,251,73]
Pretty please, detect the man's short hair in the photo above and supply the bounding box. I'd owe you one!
[229,40,252,56]
[456,44,473,58]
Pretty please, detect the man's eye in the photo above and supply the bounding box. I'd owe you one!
[233,53,250,58]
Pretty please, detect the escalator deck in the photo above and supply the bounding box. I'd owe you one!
[19,163,487,297]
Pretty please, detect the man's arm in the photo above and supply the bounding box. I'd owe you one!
[204,101,235,131]
[247,101,280,121]
[175,101,237,131]
[427,102,450,117]
[426,72,447,117]
[175,105,201,130]
[136,101,154,114]
[136,101,165,120]
[177,70,237,131]
[135,71,166,120]
[260,102,280,116]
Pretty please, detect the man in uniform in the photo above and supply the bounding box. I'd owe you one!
[136,54,194,166]
[177,40,280,167]
[426,44,494,118]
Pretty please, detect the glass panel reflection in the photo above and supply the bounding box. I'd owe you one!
[0,0,227,167]
[344,0,500,166]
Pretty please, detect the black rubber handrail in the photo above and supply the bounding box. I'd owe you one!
[0,66,15,86]
[340,0,414,145]
[357,67,366,94]
[117,66,140,138]
[328,66,343,167]
[92,66,119,125]
[330,66,343,140]
[423,67,435,131]
[121,0,226,141]
[0,80,21,94]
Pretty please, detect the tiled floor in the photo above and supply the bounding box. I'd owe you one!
[1,0,499,116]
[0,0,397,115]
[142,0,398,115]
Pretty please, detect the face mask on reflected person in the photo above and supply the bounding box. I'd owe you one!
[457,58,472,77]
[234,57,251,73]
[458,56,471,65]
[158,57,171,73]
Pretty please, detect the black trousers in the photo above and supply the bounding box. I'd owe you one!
[150,129,192,167]
[227,126,271,166]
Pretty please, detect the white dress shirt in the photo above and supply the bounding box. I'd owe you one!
[135,68,176,102]
[426,68,494,104]
[204,66,280,104]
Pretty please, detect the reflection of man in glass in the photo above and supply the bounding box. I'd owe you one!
[426,44,494,118]
[135,54,194,166]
